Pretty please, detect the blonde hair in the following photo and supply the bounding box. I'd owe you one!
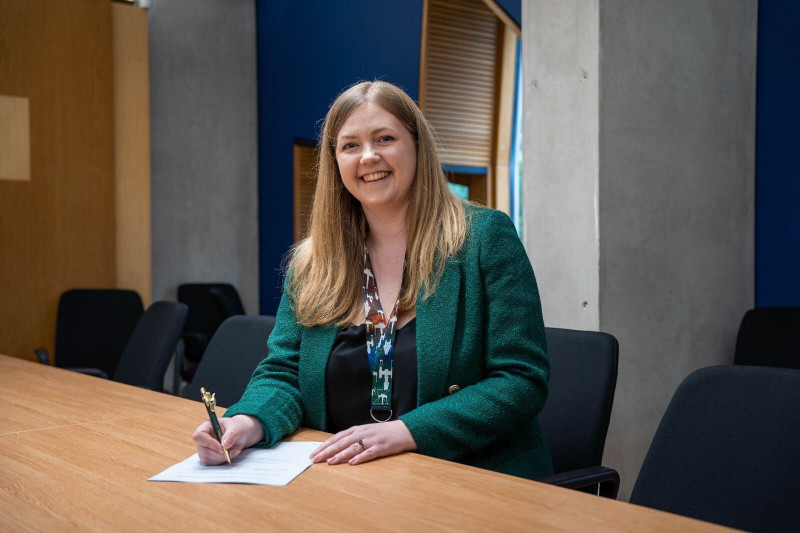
[287,81,467,327]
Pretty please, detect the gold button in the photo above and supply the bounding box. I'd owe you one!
[448,384,460,395]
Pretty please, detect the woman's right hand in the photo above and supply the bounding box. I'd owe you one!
[192,414,265,465]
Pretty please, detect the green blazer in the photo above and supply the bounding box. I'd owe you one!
[225,205,553,479]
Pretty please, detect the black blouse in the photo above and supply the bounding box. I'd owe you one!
[325,318,418,433]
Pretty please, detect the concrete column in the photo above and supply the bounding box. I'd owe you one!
[149,0,259,312]
[523,0,600,331]
[523,0,756,499]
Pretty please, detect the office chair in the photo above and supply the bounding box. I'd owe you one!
[536,327,620,498]
[177,283,246,365]
[734,307,800,370]
[112,301,188,390]
[35,289,144,377]
[630,365,800,532]
[182,315,276,407]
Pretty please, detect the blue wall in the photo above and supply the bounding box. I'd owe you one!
[256,0,423,313]
[495,0,520,27]
[257,0,796,311]
[756,0,800,307]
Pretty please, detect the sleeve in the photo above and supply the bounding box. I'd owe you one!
[398,209,549,461]
[222,284,304,447]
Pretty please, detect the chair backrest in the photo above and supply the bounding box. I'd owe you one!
[113,301,188,390]
[182,315,276,407]
[734,307,800,370]
[630,365,800,531]
[538,327,619,474]
[177,283,246,362]
[54,289,144,376]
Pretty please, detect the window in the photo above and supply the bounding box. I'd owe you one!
[419,0,519,212]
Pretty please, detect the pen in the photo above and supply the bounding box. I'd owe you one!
[200,387,231,464]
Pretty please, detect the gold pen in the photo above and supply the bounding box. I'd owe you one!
[200,387,231,464]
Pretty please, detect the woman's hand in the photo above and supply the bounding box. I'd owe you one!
[310,420,417,465]
[192,414,264,465]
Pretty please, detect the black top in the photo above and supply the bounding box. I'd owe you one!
[325,318,418,433]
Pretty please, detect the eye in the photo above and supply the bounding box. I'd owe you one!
[378,135,395,143]
[340,142,357,151]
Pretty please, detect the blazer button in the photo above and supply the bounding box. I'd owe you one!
[448,384,460,395]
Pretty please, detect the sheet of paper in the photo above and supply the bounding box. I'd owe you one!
[148,441,321,486]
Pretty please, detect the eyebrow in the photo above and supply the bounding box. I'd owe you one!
[338,127,396,140]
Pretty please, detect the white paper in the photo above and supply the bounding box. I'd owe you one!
[148,441,321,486]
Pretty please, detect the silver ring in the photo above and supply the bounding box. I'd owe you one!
[357,439,365,451]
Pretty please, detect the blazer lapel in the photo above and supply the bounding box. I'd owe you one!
[416,258,461,405]
[300,324,338,431]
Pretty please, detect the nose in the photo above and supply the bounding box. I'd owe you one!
[360,144,380,164]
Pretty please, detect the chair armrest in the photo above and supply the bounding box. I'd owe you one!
[538,466,620,499]
[66,367,110,379]
[34,348,50,365]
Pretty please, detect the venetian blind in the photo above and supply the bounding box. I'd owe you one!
[420,0,499,168]
[293,143,316,242]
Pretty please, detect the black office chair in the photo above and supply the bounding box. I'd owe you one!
[182,315,276,407]
[112,301,188,390]
[177,283,246,365]
[630,365,800,532]
[35,289,144,377]
[734,307,800,370]
[536,327,620,498]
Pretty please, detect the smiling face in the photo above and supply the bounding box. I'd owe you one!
[335,101,417,216]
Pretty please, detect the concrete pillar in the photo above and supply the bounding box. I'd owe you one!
[523,0,600,331]
[149,0,259,312]
[523,0,756,499]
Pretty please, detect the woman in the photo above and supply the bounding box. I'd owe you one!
[193,81,553,479]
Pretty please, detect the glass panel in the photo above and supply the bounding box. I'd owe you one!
[509,38,523,235]
[448,182,470,200]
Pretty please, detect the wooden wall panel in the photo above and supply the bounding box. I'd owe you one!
[293,142,317,242]
[492,25,517,214]
[0,0,116,360]
[113,2,151,307]
[0,95,31,181]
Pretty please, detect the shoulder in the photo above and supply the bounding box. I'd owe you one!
[460,203,520,256]
[464,203,516,237]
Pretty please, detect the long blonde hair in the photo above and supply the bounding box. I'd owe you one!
[287,81,467,327]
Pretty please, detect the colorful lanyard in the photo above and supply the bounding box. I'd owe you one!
[363,248,400,422]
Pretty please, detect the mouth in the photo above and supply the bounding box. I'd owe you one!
[360,170,391,183]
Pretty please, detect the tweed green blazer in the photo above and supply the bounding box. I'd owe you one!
[224,205,553,479]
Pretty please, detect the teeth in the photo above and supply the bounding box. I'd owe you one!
[362,171,389,182]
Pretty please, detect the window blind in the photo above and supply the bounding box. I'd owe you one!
[420,0,499,168]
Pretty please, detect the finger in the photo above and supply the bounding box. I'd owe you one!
[219,420,241,450]
[197,443,228,465]
[328,440,367,465]
[316,434,362,463]
[193,423,225,454]
[198,437,244,464]
[192,421,213,442]
[311,429,356,461]
[311,427,354,458]
[194,430,225,454]
[349,444,379,465]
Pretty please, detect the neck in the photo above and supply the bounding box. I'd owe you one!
[363,204,409,253]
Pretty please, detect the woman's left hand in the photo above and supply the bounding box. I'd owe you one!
[310,420,418,465]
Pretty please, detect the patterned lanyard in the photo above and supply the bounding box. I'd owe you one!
[363,248,400,422]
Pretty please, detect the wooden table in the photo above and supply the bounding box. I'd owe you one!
[0,355,730,532]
